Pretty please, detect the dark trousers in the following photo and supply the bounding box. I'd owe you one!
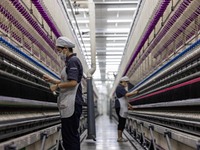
[61,103,82,150]
[115,107,126,131]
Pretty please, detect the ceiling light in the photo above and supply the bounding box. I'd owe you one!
[106,61,121,63]
[96,59,120,62]
[106,52,123,55]
[77,29,90,32]
[78,38,90,41]
[72,20,89,23]
[107,20,132,23]
[81,43,90,47]
[106,43,125,46]
[83,48,91,51]
[106,56,122,59]
[106,68,118,71]
[67,8,89,12]
[117,12,119,18]
[94,81,103,84]
[107,8,137,11]
[106,37,127,40]
[106,65,119,68]
[83,12,87,18]
[96,50,123,53]
[106,28,130,32]
[106,47,124,50]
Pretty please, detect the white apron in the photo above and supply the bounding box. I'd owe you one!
[118,97,128,118]
[57,67,79,118]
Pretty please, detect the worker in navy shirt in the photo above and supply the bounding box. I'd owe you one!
[43,36,83,150]
[115,76,138,142]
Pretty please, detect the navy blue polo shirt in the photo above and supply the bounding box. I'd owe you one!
[116,84,127,98]
[115,84,127,108]
[66,53,83,105]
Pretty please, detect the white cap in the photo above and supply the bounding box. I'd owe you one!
[120,76,129,82]
[56,36,75,48]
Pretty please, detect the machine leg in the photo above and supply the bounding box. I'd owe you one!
[149,125,156,150]
[4,143,16,150]
[164,131,172,150]
[40,131,47,150]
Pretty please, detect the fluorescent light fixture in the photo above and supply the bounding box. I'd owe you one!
[77,29,90,32]
[106,65,119,68]
[117,13,119,18]
[67,8,89,12]
[94,81,103,84]
[107,8,137,11]
[106,47,124,50]
[106,64,119,66]
[106,52,123,55]
[96,59,120,62]
[98,34,128,37]
[106,43,125,46]
[81,35,90,38]
[78,38,90,41]
[106,56,122,59]
[95,85,103,88]
[106,37,127,40]
[96,50,123,53]
[84,12,87,18]
[81,43,90,47]
[106,61,120,63]
[83,48,91,51]
[107,19,132,23]
[93,72,101,76]
[72,20,89,23]
[106,28,129,32]
[106,63,120,65]
[83,52,91,56]
[106,68,118,71]
[93,76,101,79]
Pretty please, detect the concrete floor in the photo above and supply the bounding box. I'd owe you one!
[81,115,135,150]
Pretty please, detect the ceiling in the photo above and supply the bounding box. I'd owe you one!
[65,0,140,91]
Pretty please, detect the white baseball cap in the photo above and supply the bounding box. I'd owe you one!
[56,36,75,48]
[120,76,130,82]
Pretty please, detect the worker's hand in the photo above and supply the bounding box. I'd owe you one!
[132,90,139,95]
[128,105,134,110]
[43,74,53,83]
[50,84,57,92]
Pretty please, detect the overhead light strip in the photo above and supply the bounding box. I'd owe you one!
[72,20,89,23]
[107,8,137,11]
[106,37,127,40]
[106,47,124,50]
[95,2,138,5]
[67,8,89,12]
[107,19,132,23]
[106,43,126,46]
[105,28,130,32]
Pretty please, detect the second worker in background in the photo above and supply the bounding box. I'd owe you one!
[115,76,138,142]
